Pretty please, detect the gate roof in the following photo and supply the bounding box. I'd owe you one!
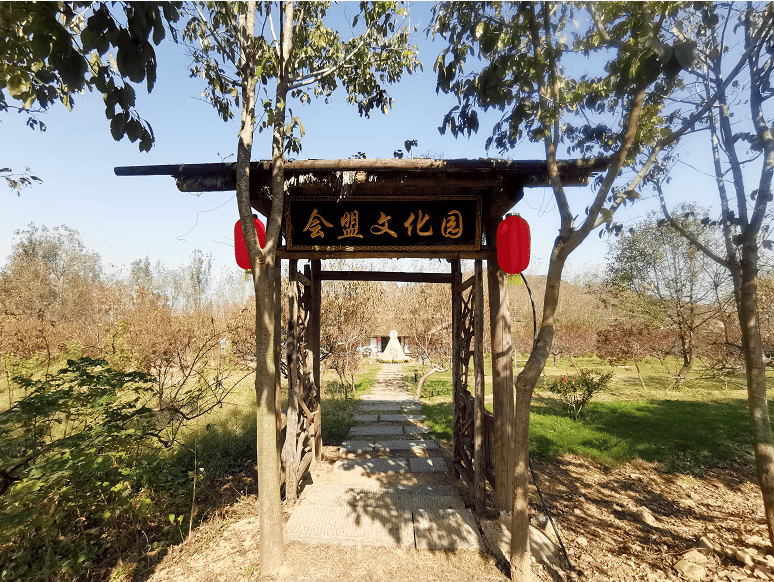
[115,157,608,259]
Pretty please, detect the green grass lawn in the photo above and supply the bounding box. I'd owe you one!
[406,356,767,475]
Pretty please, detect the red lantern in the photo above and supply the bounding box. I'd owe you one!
[497,214,531,274]
[234,216,266,270]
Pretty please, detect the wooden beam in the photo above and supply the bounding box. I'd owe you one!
[114,156,609,177]
[284,259,300,505]
[473,260,486,513]
[277,247,492,260]
[458,274,475,293]
[294,271,312,287]
[318,270,453,284]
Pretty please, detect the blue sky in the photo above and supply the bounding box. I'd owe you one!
[1,3,718,282]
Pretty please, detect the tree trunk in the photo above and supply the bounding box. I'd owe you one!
[414,366,449,399]
[633,360,646,390]
[510,245,567,581]
[738,248,774,545]
[254,266,284,574]
[678,350,691,379]
[234,1,284,575]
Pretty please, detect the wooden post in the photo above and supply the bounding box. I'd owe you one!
[489,238,514,512]
[274,259,283,475]
[451,260,462,481]
[283,259,300,504]
[473,259,486,513]
[308,261,322,463]
[311,260,321,400]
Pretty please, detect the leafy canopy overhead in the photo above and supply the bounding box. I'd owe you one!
[1,1,181,151]
[183,1,421,154]
[432,2,696,159]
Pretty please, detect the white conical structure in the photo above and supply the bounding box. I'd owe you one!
[382,330,409,362]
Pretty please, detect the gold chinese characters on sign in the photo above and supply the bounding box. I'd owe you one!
[286,195,481,252]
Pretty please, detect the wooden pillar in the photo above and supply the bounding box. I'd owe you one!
[311,260,321,399]
[451,259,462,482]
[489,241,514,512]
[283,259,300,504]
[310,259,322,462]
[274,259,283,475]
[473,259,486,512]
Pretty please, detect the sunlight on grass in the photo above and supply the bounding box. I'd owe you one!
[413,355,764,474]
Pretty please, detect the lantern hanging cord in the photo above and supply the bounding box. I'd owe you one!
[518,273,572,568]
[529,458,574,571]
[520,272,537,344]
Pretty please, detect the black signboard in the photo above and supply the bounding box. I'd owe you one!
[285,195,482,252]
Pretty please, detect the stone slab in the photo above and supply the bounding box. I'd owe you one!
[408,457,448,473]
[403,426,431,435]
[340,441,373,453]
[301,489,465,511]
[301,483,460,499]
[286,504,414,547]
[349,425,403,436]
[360,395,416,402]
[373,440,439,451]
[353,414,379,422]
[413,508,486,551]
[360,403,401,412]
[333,458,409,473]
[385,484,460,497]
[379,414,426,422]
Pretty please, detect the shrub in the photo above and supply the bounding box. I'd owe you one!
[0,358,164,580]
[547,368,614,420]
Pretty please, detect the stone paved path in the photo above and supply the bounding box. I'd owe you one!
[285,363,485,551]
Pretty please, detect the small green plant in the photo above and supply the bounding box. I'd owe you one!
[547,368,614,420]
[320,395,361,442]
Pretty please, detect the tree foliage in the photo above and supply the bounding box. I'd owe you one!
[1,167,42,195]
[432,3,711,577]
[320,276,383,397]
[404,282,452,371]
[596,321,672,388]
[182,1,421,154]
[433,2,691,160]
[0,358,158,580]
[1,2,182,152]
[606,205,727,374]
[642,2,774,545]
[0,224,102,322]
[546,368,614,420]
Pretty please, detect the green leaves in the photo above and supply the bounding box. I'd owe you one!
[432,2,693,156]
[2,167,43,195]
[183,1,420,144]
[6,74,30,99]
[547,369,614,420]
[0,358,159,577]
[1,2,181,153]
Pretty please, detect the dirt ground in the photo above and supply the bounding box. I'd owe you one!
[127,444,771,582]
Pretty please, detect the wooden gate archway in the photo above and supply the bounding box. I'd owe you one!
[283,258,489,509]
[116,157,606,511]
